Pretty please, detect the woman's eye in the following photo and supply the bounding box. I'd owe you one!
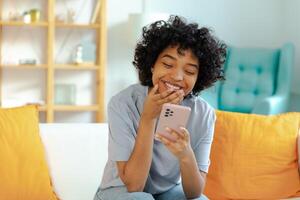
[185,70,196,75]
[162,62,173,68]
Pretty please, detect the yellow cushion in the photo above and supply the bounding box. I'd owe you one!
[204,111,300,199]
[0,105,58,200]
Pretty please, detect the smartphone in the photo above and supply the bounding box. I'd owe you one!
[155,103,191,142]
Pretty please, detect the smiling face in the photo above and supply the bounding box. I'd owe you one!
[151,45,199,96]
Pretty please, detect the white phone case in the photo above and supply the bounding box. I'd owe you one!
[155,103,191,142]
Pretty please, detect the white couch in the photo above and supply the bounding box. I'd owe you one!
[39,123,109,200]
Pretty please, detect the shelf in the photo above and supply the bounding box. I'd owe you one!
[0,64,98,70]
[54,64,98,70]
[55,23,100,29]
[53,105,99,111]
[0,64,47,69]
[0,0,106,122]
[0,21,48,27]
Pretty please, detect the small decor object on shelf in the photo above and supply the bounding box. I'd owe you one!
[19,59,37,65]
[55,84,76,105]
[23,11,31,23]
[29,9,41,22]
[73,45,83,64]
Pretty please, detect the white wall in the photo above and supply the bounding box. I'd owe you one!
[282,0,300,95]
[148,0,284,47]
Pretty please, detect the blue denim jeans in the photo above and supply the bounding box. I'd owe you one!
[94,184,209,200]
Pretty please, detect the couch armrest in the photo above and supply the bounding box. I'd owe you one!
[39,123,109,200]
[252,95,289,115]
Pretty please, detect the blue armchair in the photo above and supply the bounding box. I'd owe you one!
[201,43,294,115]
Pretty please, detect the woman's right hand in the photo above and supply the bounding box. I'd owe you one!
[142,84,184,120]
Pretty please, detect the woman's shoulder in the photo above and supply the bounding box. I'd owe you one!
[186,96,216,142]
[185,95,215,115]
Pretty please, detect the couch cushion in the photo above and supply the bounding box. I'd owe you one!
[0,105,58,200]
[204,111,300,199]
[39,123,108,200]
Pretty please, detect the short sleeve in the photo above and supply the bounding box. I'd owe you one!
[193,108,216,173]
[107,98,136,161]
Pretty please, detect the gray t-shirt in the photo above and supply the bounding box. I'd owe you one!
[100,83,216,194]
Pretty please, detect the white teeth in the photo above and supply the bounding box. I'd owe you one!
[165,82,180,90]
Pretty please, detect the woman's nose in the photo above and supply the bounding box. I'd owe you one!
[171,69,184,81]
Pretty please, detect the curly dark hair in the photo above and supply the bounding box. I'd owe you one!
[133,15,226,96]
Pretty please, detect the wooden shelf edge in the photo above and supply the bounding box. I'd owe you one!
[54,64,99,70]
[0,64,47,69]
[0,21,48,27]
[53,105,99,111]
[55,23,100,29]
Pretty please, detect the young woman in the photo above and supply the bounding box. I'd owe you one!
[94,15,226,200]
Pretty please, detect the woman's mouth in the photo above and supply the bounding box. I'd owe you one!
[163,81,182,91]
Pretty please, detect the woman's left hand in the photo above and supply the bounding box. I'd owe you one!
[156,127,193,160]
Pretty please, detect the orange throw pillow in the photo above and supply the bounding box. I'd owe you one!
[0,105,58,200]
[204,111,300,199]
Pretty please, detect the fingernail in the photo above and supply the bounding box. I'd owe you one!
[165,127,171,132]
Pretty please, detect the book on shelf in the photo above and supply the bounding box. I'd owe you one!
[91,0,101,23]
